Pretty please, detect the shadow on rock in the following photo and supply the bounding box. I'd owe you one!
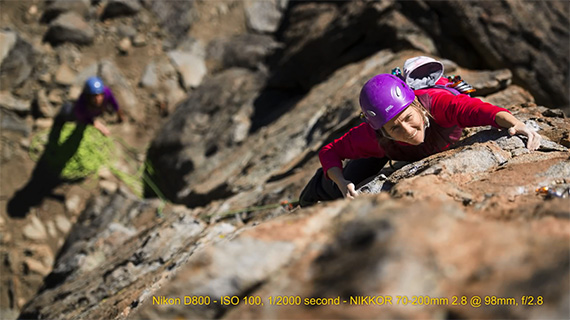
[457,128,509,147]
[7,122,85,218]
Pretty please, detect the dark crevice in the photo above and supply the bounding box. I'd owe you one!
[17,310,40,320]
[205,144,219,157]
[54,291,71,302]
[249,89,303,134]
[41,269,74,291]
[102,260,131,283]
[179,183,236,208]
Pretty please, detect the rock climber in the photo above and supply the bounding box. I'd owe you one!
[299,69,542,207]
[71,76,125,136]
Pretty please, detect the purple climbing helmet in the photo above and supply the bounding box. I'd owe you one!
[359,74,416,130]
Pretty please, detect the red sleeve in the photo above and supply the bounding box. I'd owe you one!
[426,91,511,128]
[318,123,386,179]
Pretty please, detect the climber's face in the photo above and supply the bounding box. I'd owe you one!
[89,93,104,108]
[383,103,426,145]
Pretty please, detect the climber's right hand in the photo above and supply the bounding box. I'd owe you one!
[327,167,358,200]
[338,181,358,199]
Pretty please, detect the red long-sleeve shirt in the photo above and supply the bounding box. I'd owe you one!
[319,87,510,177]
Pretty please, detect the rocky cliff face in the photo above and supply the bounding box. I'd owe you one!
[1,1,569,319]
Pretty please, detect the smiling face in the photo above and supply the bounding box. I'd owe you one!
[382,101,426,145]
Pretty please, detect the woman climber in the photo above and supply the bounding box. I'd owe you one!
[299,63,541,207]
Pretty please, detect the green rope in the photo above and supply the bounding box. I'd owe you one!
[203,199,299,220]
[29,124,169,216]
[108,136,168,217]
[29,123,113,180]
[28,125,298,221]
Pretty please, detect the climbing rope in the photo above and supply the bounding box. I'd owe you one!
[29,123,114,180]
[203,199,299,220]
[29,125,298,220]
[29,124,168,215]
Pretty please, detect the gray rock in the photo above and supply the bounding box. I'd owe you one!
[0,30,17,68]
[102,0,142,20]
[132,33,147,47]
[0,92,30,114]
[117,24,137,39]
[38,72,52,84]
[511,148,530,157]
[465,69,512,97]
[167,50,207,90]
[176,37,205,57]
[24,258,51,276]
[68,85,83,101]
[117,37,132,55]
[207,34,280,71]
[161,78,186,111]
[54,64,77,86]
[0,35,36,90]
[244,0,287,33]
[411,1,569,109]
[137,236,295,319]
[141,0,195,44]
[44,12,94,46]
[41,0,90,23]
[358,173,390,195]
[55,215,72,234]
[542,108,566,118]
[423,145,510,176]
[23,216,48,241]
[441,58,458,73]
[46,221,58,238]
[75,62,99,85]
[99,180,118,195]
[0,109,30,136]
[65,195,82,214]
[48,89,64,105]
[35,89,55,118]
[140,62,158,89]
[99,60,141,122]
[495,135,527,151]
[537,139,569,152]
[140,57,185,111]
[232,111,251,144]
[482,85,535,107]
[537,161,570,179]
[0,308,18,320]
[147,69,265,204]
[34,118,54,130]
[268,1,428,91]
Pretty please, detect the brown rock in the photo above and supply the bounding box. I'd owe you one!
[132,33,146,47]
[55,64,77,86]
[23,216,47,241]
[36,89,55,118]
[24,258,51,276]
[117,37,131,55]
[48,89,64,105]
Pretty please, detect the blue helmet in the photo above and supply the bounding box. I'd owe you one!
[85,76,104,95]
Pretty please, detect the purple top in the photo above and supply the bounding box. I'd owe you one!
[73,86,120,124]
